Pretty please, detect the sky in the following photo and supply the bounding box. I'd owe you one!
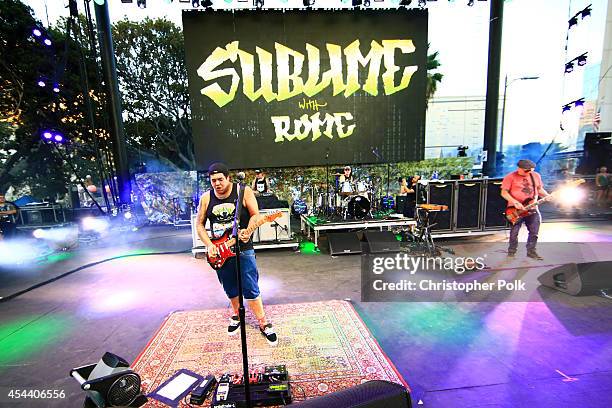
[22,0,609,152]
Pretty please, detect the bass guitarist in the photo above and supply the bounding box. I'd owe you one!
[196,162,278,345]
[501,159,550,260]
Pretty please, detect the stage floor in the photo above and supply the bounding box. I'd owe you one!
[0,221,611,407]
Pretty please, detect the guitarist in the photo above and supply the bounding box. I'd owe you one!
[196,162,278,346]
[501,159,550,260]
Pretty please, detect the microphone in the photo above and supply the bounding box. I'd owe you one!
[237,172,246,181]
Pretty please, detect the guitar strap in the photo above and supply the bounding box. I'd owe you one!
[529,172,538,201]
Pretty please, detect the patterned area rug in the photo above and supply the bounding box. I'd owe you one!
[133,300,407,407]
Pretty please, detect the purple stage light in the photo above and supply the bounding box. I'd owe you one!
[43,38,52,46]
[38,80,46,87]
[53,84,60,93]
[54,134,64,143]
[32,28,42,37]
[42,131,53,140]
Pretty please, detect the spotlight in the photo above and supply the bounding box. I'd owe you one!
[33,229,45,239]
[468,0,474,6]
[418,0,426,7]
[562,104,571,113]
[54,133,64,143]
[352,0,362,6]
[192,0,200,6]
[43,38,52,46]
[42,130,53,140]
[568,16,578,29]
[254,0,264,8]
[565,62,574,73]
[53,84,60,93]
[124,211,132,220]
[137,0,146,8]
[303,0,314,6]
[574,98,584,108]
[32,28,42,37]
[70,352,147,408]
[399,0,412,5]
[581,5,591,19]
[37,80,46,87]
[577,53,587,66]
[201,0,213,6]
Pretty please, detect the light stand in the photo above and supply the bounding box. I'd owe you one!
[232,181,252,408]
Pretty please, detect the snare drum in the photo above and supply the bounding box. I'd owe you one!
[340,180,354,194]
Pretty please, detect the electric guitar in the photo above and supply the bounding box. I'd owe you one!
[505,179,585,225]
[206,211,283,270]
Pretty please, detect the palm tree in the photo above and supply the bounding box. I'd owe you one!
[426,47,443,109]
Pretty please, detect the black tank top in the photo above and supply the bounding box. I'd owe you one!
[205,183,253,250]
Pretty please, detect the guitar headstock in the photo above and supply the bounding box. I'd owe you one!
[264,211,283,223]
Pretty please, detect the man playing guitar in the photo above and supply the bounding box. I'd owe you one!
[501,159,550,260]
[196,162,278,345]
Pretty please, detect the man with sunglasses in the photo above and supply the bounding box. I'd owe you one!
[501,159,550,260]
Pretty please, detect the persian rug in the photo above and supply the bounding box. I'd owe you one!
[133,300,408,407]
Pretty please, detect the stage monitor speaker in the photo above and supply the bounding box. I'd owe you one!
[538,261,612,296]
[484,179,508,229]
[427,181,453,231]
[456,181,482,230]
[254,208,291,242]
[363,231,401,254]
[328,232,362,255]
[292,380,411,408]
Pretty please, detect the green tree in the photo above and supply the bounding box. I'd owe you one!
[0,0,107,198]
[112,18,194,171]
[426,48,443,108]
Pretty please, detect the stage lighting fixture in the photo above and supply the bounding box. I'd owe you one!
[574,98,584,108]
[303,0,314,6]
[399,0,412,6]
[418,0,426,7]
[577,53,588,66]
[43,38,52,46]
[568,16,578,28]
[565,62,574,73]
[353,0,370,7]
[202,0,213,6]
[54,134,64,143]
[53,84,60,93]
[467,0,474,6]
[124,211,133,220]
[37,79,46,87]
[581,5,591,19]
[70,352,147,408]
[42,130,53,140]
[137,0,147,8]
[192,0,200,6]
[254,0,264,8]
[33,229,45,239]
[562,104,571,113]
[32,28,42,37]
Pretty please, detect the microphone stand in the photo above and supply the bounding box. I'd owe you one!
[325,148,330,218]
[232,180,252,408]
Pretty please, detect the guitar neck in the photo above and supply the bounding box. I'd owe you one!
[224,215,275,246]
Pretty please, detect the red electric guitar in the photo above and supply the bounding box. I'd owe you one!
[206,211,283,270]
[505,179,585,225]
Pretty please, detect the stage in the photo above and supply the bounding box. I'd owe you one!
[300,214,417,249]
[1,220,611,407]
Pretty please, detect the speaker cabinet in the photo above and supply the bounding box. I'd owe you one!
[253,208,291,242]
[292,380,411,408]
[327,232,362,255]
[538,261,612,296]
[426,181,454,231]
[363,231,401,254]
[456,181,482,230]
[483,179,508,229]
[395,196,406,214]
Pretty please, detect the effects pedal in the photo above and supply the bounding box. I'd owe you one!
[189,374,217,405]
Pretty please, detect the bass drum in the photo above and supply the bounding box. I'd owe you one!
[347,195,370,219]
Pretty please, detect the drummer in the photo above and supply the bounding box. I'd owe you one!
[338,165,355,196]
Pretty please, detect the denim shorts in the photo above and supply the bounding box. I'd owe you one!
[216,249,260,300]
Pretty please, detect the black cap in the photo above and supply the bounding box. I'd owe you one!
[208,162,229,177]
[255,169,261,174]
[517,159,536,170]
